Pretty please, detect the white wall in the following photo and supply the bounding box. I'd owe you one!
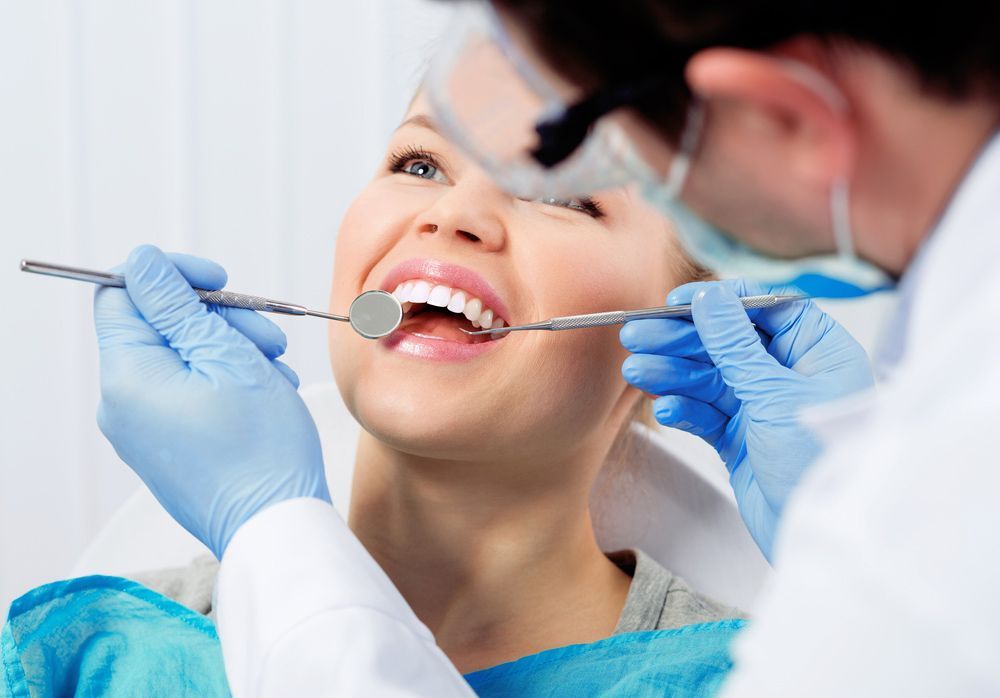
[0,0,897,618]
[0,0,453,616]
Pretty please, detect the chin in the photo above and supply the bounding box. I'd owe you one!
[345,374,501,460]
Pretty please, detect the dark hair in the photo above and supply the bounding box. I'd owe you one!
[490,0,1000,143]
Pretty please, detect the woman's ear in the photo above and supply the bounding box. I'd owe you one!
[684,47,856,184]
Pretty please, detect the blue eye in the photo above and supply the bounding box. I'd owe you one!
[405,161,439,180]
[388,146,449,184]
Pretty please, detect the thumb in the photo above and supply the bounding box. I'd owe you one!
[125,244,261,370]
[691,283,782,397]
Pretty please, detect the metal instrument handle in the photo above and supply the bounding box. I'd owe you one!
[550,294,795,329]
[740,294,782,309]
[623,294,789,322]
[195,289,306,315]
[550,310,628,331]
[463,293,807,336]
[20,259,308,315]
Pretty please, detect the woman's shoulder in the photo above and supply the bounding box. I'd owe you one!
[130,554,219,616]
[608,548,745,635]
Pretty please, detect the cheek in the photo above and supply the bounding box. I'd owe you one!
[328,185,414,417]
[328,181,430,342]
[331,189,395,303]
[543,329,630,416]
[496,235,666,446]
[531,231,672,316]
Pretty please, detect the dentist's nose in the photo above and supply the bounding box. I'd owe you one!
[413,179,508,252]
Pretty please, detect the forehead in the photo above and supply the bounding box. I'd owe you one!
[405,89,432,120]
[397,91,448,143]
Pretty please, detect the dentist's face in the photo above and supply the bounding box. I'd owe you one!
[329,93,679,464]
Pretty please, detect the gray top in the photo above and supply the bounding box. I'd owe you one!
[133,547,742,633]
[607,549,742,634]
[131,554,218,617]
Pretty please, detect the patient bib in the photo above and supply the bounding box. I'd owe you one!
[465,620,745,697]
[2,577,742,697]
[1,576,230,697]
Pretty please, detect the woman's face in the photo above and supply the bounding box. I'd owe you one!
[330,93,679,465]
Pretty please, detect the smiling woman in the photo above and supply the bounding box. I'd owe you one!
[315,89,736,683]
[3,91,732,697]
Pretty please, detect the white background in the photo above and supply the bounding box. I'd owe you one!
[0,0,894,617]
[0,0,454,615]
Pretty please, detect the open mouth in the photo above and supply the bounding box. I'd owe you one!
[391,280,508,344]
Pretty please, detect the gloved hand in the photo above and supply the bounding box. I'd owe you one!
[94,244,331,559]
[620,279,874,561]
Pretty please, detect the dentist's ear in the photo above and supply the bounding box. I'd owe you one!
[684,46,856,183]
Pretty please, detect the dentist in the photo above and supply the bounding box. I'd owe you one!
[91,0,1000,695]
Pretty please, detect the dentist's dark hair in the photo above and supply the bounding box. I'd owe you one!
[486,0,1000,143]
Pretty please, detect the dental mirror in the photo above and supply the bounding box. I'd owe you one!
[347,289,404,339]
[20,259,405,340]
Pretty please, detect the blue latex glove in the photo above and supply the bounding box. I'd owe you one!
[620,279,874,560]
[94,244,331,559]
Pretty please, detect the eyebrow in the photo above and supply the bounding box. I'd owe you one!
[395,114,439,134]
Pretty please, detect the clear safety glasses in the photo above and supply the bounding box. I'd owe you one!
[425,2,671,199]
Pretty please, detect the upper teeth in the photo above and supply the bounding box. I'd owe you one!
[391,280,506,330]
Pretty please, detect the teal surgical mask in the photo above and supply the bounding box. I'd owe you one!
[640,100,895,298]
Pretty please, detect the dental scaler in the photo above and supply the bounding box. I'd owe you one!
[461,294,809,335]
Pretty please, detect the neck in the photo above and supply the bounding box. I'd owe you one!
[844,60,1000,275]
[347,431,630,673]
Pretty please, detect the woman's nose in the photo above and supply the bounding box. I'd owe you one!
[412,180,508,252]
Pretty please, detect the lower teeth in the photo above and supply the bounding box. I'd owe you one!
[402,305,502,340]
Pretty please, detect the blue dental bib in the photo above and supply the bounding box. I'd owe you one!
[2,576,743,697]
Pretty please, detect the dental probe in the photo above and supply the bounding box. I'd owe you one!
[19,259,404,339]
[461,293,809,335]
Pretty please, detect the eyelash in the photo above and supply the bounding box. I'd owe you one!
[387,144,605,219]
[387,145,441,178]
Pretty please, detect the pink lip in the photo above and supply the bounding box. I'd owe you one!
[380,329,501,362]
[379,258,513,324]
[377,258,514,362]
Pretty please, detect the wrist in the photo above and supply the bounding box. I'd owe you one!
[215,488,333,560]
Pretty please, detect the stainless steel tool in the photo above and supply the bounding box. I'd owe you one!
[461,293,808,335]
[19,259,403,339]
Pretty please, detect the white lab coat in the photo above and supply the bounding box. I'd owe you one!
[720,129,1000,697]
[214,130,1000,697]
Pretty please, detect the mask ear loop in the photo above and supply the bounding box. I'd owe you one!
[777,59,857,260]
[661,100,706,199]
[830,177,855,259]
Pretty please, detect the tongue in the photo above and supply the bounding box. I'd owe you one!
[401,310,490,344]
